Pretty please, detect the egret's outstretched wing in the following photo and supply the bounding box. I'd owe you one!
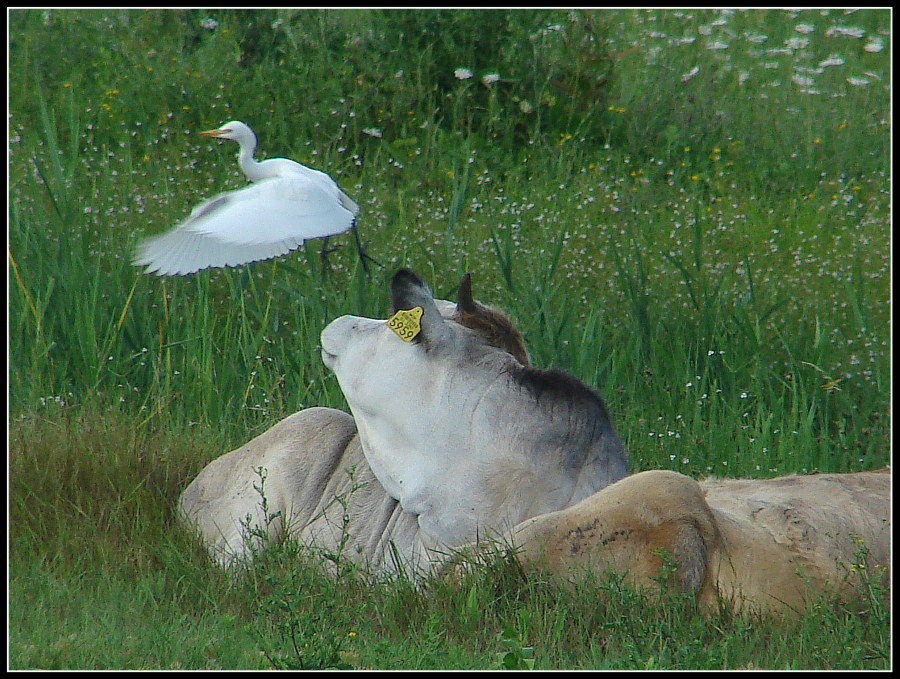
[185,175,357,245]
[133,224,306,275]
[133,174,357,275]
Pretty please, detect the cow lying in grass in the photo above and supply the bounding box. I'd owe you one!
[179,269,629,573]
[483,467,890,615]
[180,269,889,615]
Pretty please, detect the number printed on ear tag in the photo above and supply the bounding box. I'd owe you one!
[387,306,424,342]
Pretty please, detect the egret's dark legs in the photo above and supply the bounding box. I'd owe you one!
[349,222,381,273]
[317,224,381,274]
[318,236,339,272]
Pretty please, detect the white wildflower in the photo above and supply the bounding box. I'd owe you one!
[846,76,870,87]
[681,65,700,82]
[819,54,844,67]
[534,23,562,38]
[454,67,473,80]
[707,40,729,50]
[481,72,501,85]
[200,17,218,30]
[791,74,815,87]
[362,127,383,138]
[863,38,883,52]
[794,23,815,34]
[785,36,809,50]
[826,25,865,38]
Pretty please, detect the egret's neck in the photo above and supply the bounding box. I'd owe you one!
[236,140,268,183]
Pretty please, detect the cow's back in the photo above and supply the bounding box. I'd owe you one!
[701,469,890,610]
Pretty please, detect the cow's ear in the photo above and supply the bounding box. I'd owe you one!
[390,269,453,347]
[456,273,477,314]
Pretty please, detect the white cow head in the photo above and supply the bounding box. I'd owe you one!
[320,269,627,551]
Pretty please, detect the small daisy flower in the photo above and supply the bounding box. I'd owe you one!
[681,66,700,82]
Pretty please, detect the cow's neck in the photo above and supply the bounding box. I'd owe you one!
[353,376,589,551]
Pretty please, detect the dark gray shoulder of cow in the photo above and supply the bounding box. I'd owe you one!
[451,273,530,366]
[509,362,629,484]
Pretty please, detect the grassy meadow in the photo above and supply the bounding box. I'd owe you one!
[8,8,891,669]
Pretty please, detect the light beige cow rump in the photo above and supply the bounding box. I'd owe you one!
[504,468,890,614]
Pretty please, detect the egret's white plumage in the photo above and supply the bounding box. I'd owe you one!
[133,121,360,276]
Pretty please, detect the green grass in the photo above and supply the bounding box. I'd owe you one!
[8,8,890,669]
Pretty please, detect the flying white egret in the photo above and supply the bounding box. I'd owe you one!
[133,120,372,276]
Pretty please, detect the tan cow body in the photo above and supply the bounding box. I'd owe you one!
[506,468,890,614]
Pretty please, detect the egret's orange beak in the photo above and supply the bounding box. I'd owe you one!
[198,127,229,138]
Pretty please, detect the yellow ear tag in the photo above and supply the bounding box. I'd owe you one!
[387,306,424,342]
